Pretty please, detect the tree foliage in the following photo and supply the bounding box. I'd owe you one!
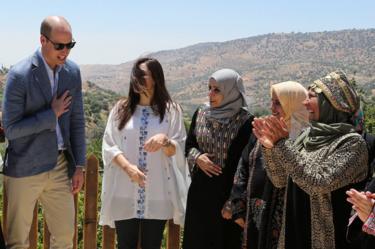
[350,76,375,133]
[0,66,8,75]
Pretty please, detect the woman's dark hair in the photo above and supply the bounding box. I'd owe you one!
[117,57,173,130]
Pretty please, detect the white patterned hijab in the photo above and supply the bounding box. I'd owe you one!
[206,69,248,123]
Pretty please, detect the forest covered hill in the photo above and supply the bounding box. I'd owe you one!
[81,29,375,115]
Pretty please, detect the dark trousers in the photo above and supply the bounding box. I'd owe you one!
[115,218,167,249]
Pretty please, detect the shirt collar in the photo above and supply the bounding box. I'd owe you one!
[38,48,63,75]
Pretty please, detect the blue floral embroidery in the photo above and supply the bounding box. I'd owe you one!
[136,108,150,218]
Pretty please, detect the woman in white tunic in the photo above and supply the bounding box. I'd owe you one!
[99,57,188,249]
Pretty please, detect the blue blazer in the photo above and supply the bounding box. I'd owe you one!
[2,51,86,178]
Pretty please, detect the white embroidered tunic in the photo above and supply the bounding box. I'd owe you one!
[100,103,189,228]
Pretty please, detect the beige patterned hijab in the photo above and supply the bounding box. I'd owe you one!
[271,81,309,140]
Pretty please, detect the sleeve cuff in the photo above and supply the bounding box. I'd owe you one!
[187,148,202,173]
[362,205,375,236]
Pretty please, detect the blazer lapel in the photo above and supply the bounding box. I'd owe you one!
[32,52,52,103]
[57,65,70,97]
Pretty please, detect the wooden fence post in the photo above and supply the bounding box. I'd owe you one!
[73,194,79,249]
[2,185,7,241]
[102,226,116,249]
[28,203,38,249]
[43,217,50,249]
[167,220,180,249]
[83,155,99,249]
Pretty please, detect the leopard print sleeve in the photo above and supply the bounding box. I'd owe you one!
[262,146,288,188]
[271,133,368,195]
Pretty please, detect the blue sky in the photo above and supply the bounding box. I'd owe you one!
[1,0,374,66]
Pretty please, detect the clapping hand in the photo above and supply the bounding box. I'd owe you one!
[252,116,289,149]
[346,189,375,222]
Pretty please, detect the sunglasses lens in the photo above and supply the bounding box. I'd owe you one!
[44,34,76,50]
[67,42,76,49]
[52,42,75,50]
[54,44,65,50]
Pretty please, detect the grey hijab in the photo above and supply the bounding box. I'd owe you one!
[206,69,248,123]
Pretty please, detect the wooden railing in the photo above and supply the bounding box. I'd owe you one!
[2,155,181,249]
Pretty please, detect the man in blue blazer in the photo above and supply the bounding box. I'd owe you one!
[2,16,85,249]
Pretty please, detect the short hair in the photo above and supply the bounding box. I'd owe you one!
[40,19,52,37]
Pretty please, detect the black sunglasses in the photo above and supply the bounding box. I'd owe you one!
[43,34,76,50]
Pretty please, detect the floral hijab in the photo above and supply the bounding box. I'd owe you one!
[300,70,360,150]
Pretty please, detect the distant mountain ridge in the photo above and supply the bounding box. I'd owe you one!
[81,29,375,114]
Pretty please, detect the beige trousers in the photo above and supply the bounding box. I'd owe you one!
[4,154,75,249]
